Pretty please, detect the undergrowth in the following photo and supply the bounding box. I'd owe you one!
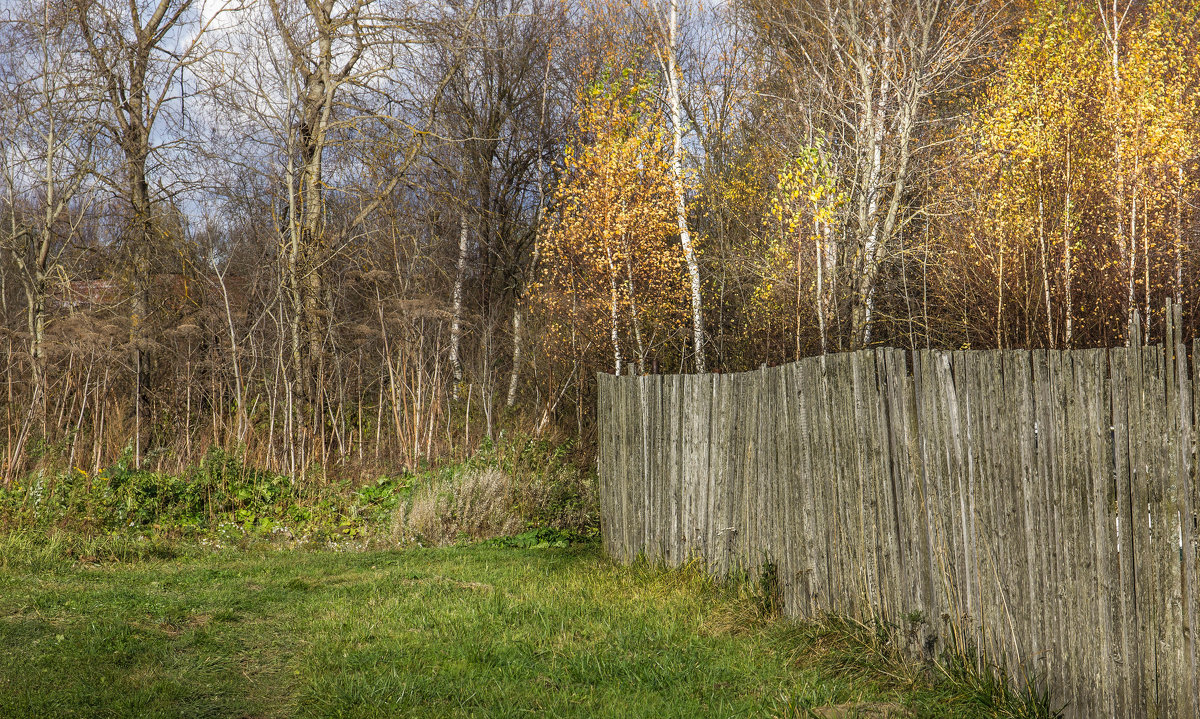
[767,613,1059,718]
[698,562,1059,718]
[0,434,597,550]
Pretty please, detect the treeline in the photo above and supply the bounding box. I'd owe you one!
[1,0,1198,481]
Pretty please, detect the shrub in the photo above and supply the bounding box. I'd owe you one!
[393,434,599,546]
[399,467,523,545]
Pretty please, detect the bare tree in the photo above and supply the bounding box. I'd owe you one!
[265,0,473,401]
[433,0,564,403]
[0,0,99,414]
[72,0,221,465]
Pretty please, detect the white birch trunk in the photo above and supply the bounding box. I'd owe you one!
[1063,152,1073,346]
[626,256,646,375]
[606,243,623,375]
[1037,190,1054,347]
[506,305,523,407]
[1176,166,1184,306]
[449,213,468,397]
[664,0,706,373]
[815,217,827,355]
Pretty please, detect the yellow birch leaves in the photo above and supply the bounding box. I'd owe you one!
[535,66,687,371]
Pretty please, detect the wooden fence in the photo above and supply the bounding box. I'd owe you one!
[597,309,1198,718]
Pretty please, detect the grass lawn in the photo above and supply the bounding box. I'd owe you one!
[0,536,1044,718]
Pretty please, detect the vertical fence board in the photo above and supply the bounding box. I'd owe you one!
[718,372,736,573]
[769,367,795,611]
[1007,351,1042,693]
[1070,351,1097,715]
[939,351,971,655]
[1066,349,1094,714]
[696,373,711,562]
[997,352,1027,672]
[850,352,870,614]
[742,371,759,576]
[1162,326,1187,719]
[850,352,877,614]
[798,359,826,614]
[1093,348,1122,718]
[679,374,694,560]
[1149,345,1179,719]
[872,350,902,622]
[1034,350,1064,707]
[644,375,658,562]
[1132,344,1160,715]
[865,351,890,618]
[1187,341,1200,715]
[774,366,795,613]
[710,373,731,574]
[895,349,935,656]
[1081,349,1117,718]
[620,376,628,561]
[915,350,950,653]
[815,356,843,612]
[671,374,684,564]
[952,350,982,656]
[977,351,1007,666]
[700,373,716,566]
[1112,347,1144,715]
[1190,341,1200,714]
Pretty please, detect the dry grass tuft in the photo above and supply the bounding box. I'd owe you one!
[397,467,523,545]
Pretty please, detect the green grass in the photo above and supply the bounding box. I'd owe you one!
[0,535,1050,718]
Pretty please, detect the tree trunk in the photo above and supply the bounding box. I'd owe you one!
[449,213,468,397]
[1128,190,1137,340]
[1062,151,1073,346]
[127,153,153,468]
[815,218,827,355]
[22,276,46,416]
[664,0,706,373]
[1037,189,1054,348]
[1176,166,1184,306]
[506,304,523,407]
[625,255,646,375]
[850,34,890,349]
[605,243,622,375]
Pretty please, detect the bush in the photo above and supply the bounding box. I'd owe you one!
[399,466,523,545]
[393,435,598,546]
[0,435,595,549]
[471,433,598,531]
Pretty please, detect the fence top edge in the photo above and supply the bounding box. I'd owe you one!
[595,343,1184,384]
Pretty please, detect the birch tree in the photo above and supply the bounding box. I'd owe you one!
[741,0,1000,347]
[648,0,706,372]
[537,67,685,376]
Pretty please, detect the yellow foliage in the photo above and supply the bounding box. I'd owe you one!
[534,64,687,370]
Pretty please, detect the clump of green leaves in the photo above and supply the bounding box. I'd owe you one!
[0,436,595,550]
[0,447,409,542]
[482,526,596,549]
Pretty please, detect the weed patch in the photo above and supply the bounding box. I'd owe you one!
[0,435,596,551]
